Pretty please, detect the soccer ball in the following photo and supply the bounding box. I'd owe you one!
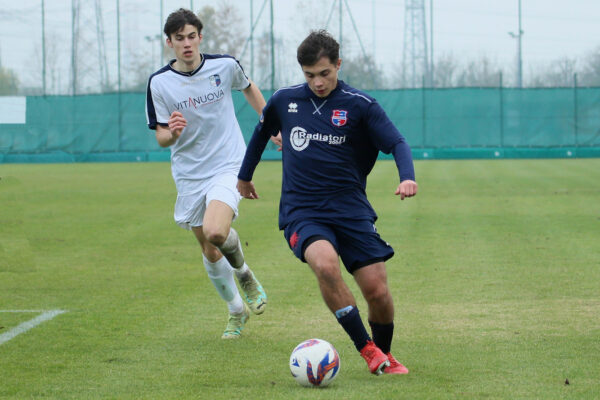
[289,338,340,387]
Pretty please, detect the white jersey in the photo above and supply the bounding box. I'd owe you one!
[146,54,250,192]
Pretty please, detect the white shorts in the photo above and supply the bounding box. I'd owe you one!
[173,172,242,230]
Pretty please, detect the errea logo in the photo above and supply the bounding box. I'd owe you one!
[288,103,298,113]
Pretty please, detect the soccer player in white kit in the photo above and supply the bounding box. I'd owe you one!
[146,8,269,339]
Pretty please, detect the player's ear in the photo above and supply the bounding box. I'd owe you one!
[198,33,203,43]
[166,37,173,49]
[336,59,342,70]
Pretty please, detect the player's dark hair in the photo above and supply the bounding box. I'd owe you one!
[297,30,340,66]
[163,8,203,39]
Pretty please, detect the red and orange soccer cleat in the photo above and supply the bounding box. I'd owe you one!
[359,340,390,375]
[383,353,409,374]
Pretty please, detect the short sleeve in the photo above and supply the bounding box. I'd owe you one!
[146,77,170,130]
[230,58,250,91]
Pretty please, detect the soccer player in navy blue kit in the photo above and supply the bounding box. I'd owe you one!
[237,30,418,375]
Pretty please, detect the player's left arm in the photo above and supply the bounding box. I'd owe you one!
[366,101,418,200]
[242,79,266,115]
[391,140,418,200]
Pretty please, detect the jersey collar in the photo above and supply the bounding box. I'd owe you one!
[167,54,206,77]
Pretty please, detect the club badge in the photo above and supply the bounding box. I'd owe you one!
[209,74,221,87]
[331,110,347,126]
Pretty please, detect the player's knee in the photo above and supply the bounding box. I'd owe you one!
[363,284,390,305]
[203,226,227,247]
[312,259,342,283]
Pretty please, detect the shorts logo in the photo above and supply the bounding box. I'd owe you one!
[290,232,300,249]
[331,110,348,126]
[209,74,221,87]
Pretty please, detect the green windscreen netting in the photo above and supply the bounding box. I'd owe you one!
[1,87,599,163]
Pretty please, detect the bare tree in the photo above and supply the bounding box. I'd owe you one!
[528,57,577,87]
[251,31,287,90]
[433,53,458,88]
[579,46,600,86]
[340,54,384,90]
[124,45,154,92]
[198,3,245,57]
[31,32,66,95]
[0,65,19,95]
[455,55,501,87]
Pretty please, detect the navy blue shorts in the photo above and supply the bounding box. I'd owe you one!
[283,218,395,273]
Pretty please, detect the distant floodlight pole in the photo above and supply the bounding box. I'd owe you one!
[117,0,122,150]
[339,0,343,59]
[509,0,523,88]
[269,0,274,89]
[41,0,46,94]
[71,0,76,95]
[430,0,434,87]
[403,0,429,88]
[372,0,375,63]
[160,0,164,64]
[518,0,523,87]
[250,0,254,78]
[116,0,121,92]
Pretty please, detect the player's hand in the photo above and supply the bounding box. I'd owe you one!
[237,179,260,199]
[270,132,283,151]
[395,180,418,200]
[168,111,186,140]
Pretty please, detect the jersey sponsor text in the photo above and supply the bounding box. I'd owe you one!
[173,89,225,110]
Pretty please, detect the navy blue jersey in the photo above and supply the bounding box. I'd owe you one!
[238,81,414,230]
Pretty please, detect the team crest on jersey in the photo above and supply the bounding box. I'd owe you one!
[209,74,221,87]
[331,110,348,126]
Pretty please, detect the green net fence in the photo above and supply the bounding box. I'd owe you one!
[1,87,599,163]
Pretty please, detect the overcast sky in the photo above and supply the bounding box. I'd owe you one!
[1,0,599,91]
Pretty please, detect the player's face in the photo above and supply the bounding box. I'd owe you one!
[302,57,341,98]
[167,24,202,69]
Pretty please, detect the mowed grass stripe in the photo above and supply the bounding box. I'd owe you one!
[0,159,598,399]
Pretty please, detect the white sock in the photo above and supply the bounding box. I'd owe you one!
[234,262,251,280]
[203,255,244,314]
[218,228,245,269]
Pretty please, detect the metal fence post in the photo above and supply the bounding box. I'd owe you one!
[499,72,504,148]
[574,73,578,147]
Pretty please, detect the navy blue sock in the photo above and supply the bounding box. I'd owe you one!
[336,306,371,352]
[369,320,394,354]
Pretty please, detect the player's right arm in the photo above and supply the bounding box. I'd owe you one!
[237,123,271,199]
[237,98,281,199]
[155,111,186,147]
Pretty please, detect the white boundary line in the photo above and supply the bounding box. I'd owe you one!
[0,310,67,345]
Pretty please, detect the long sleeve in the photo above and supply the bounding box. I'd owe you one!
[391,140,415,182]
[238,121,272,181]
[238,98,281,181]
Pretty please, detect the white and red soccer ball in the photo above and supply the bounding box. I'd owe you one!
[289,338,340,387]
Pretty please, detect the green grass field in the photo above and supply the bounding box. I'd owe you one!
[1,159,599,399]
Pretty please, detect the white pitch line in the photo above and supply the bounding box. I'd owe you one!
[0,310,47,313]
[0,310,67,345]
